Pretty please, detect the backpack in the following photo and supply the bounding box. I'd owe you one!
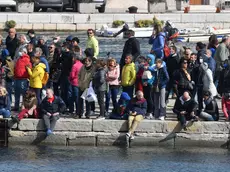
[158,34,170,58]
[42,72,49,86]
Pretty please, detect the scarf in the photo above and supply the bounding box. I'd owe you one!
[47,96,55,103]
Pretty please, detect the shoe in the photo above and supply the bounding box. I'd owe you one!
[182,125,187,131]
[46,129,53,136]
[126,132,131,138]
[96,116,105,120]
[145,113,153,119]
[11,115,20,124]
[172,93,177,99]
[130,135,135,140]
[214,94,221,99]
[159,116,165,121]
[73,115,81,119]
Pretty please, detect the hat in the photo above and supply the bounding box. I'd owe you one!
[27,29,35,35]
[120,92,131,101]
[66,35,73,42]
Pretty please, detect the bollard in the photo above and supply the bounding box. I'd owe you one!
[0,119,8,147]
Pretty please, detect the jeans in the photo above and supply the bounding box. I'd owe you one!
[153,88,166,118]
[68,85,79,113]
[97,91,105,117]
[0,108,10,118]
[122,85,134,99]
[200,112,216,121]
[5,81,13,109]
[143,85,153,113]
[43,114,60,131]
[14,79,29,110]
[30,88,41,105]
[105,87,118,112]
[78,89,95,117]
[60,76,70,108]
[128,115,143,134]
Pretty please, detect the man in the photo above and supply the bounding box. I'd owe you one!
[14,34,28,61]
[40,89,66,136]
[183,47,192,60]
[37,36,49,58]
[214,35,230,86]
[47,43,55,67]
[173,91,198,130]
[196,42,207,62]
[14,48,32,111]
[188,53,197,73]
[72,37,82,56]
[205,49,216,75]
[6,28,18,59]
[120,30,140,72]
[121,55,136,98]
[86,29,99,58]
[27,29,37,46]
[27,43,35,59]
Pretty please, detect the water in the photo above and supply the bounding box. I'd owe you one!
[0,145,230,172]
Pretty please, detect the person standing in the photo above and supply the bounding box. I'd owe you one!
[6,28,18,59]
[86,29,99,58]
[196,42,207,62]
[27,29,37,46]
[121,55,136,99]
[120,30,140,72]
[14,34,28,60]
[205,49,216,75]
[37,36,49,58]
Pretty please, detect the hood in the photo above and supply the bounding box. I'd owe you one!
[1,49,9,59]
[147,54,156,66]
[36,63,46,69]
[21,54,30,60]
[158,32,166,37]
[120,92,131,101]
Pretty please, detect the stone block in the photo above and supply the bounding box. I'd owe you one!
[181,14,206,23]
[97,133,127,146]
[74,14,90,23]
[21,24,33,30]
[113,14,135,23]
[89,14,114,24]
[93,120,127,132]
[76,23,95,30]
[202,122,230,134]
[148,2,166,13]
[29,14,51,23]
[0,23,5,30]
[0,14,7,23]
[50,14,74,24]
[57,24,76,31]
[43,24,57,31]
[68,137,96,146]
[137,120,167,133]
[206,14,230,22]
[156,14,181,23]
[134,14,155,21]
[7,14,29,23]
[78,3,97,13]
[32,24,44,30]
[223,23,230,29]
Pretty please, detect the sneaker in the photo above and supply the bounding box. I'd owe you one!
[159,116,165,121]
[145,113,153,119]
[126,132,131,138]
[11,115,20,124]
[130,135,135,140]
[46,129,53,136]
[96,116,105,120]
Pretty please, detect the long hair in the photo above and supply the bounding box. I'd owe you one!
[0,87,7,96]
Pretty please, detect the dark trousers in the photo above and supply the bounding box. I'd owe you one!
[166,77,175,101]
[30,87,41,105]
[143,85,153,113]
[177,112,194,126]
[97,91,105,117]
[105,87,118,112]
[53,82,60,96]
[68,85,79,113]
[43,114,60,131]
[78,90,95,117]
[122,85,134,99]
[60,76,70,108]
[14,79,29,109]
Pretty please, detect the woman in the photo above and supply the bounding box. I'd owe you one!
[93,59,107,119]
[222,92,230,121]
[105,58,120,114]
[0,87,10,118]
[78,56,96,118]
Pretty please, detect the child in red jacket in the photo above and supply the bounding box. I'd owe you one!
[222,92,230,121]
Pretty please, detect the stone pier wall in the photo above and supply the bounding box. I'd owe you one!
[9,119,230,147]
[1,13,230,31]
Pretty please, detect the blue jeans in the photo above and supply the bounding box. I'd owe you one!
[14,79,28,110]
[68,85,79,113]
[105,87,118,112]
[200,112,216,121]
[0,108,11,118]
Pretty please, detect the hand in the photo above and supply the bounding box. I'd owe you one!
[53,112,59,116]
[143,82,147,86]
[25,65,30,69]
[47,112,52,116]
[180,111,186,115]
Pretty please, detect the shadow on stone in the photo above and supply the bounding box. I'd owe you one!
[221,121,230,149]
[31,119,47,145]
[112,133,127,148]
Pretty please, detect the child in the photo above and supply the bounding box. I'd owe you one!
[110,92,131,120]
[126,90,147,140]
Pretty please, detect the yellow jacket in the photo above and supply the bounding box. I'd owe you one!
[121,62,136,87]
[86,36,99,58]
[27,63,46,88]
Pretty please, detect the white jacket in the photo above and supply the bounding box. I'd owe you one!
[202,65,217,97]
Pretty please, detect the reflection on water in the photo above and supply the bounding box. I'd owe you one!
[0,145,230,172]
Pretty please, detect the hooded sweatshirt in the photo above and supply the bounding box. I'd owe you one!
[149,32,166,59]
[14,54,32,79]
[27,63,46,88]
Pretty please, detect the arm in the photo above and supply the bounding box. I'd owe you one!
[99,70,106,84]
[205,100,217,114]
[40,99,48,115]
[93,38,99,57]
[152,35,165,52]
[148,36,154,45]
[107,65,120,80]
[173,99,180,115]
[58,97,66,113]
[222,97,229,119]
[69,65,77,81]
[129,65,136,85]
[161,67,169,87]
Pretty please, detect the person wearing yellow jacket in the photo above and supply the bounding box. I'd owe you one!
[121,55,136,98]
[86,29,99,58]
[26,55,46,105]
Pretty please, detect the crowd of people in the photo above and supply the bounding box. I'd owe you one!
[0,21,230,138]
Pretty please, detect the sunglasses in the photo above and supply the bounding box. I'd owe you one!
[88,32,93,34]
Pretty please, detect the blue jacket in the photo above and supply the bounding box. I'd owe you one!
[129,97,147,116]
[142,54,156,85]
[207,57,216,74]
[209,48,216,58]
[151,65,169,89]
[40,56,50,73]
[149,32,165,59]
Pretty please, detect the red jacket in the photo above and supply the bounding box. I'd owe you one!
[14,54,32,79]
[69,60,83,87]
[222,97,230,119]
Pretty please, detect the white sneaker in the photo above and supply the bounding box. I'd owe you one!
[130,135,135,140]
[126,132,131,137]
[159,116,165,121]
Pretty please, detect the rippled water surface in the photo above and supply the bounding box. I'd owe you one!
[0,145,230,172]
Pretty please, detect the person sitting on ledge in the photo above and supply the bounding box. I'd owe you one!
[0,87,11,118]
[221,92,230,121]
[12,90,38,123]
[109,92,131,120]
[199,91,219,121]
[40,88,66,136]
[126,90,147,140]
[173,91,198,130]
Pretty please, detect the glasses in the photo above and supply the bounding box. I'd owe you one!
[88,32,93,34]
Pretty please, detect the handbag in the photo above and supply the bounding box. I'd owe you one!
[85,82,97,102]
[142,70,152,79]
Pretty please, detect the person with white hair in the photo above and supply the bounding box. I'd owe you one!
[14,34,29,60]
[6,28,18,59]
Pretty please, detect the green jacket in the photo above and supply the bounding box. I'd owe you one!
[86,36,99,58]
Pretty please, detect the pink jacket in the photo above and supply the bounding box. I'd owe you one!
[69,60,83,86]
[106,65,120,86]
[222,97,230,119]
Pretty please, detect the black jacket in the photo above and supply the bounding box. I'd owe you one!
[218,67,230,95]
[6,35,18,59]
[93,68,107,92]
[203,98,219,121]
[120,37,140,67]
[173,96,198,115]
[165,54,180,77]
[37,44,49,58]
[40,96,66,115]
[60,51,73,77]
[173,68,192,91]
